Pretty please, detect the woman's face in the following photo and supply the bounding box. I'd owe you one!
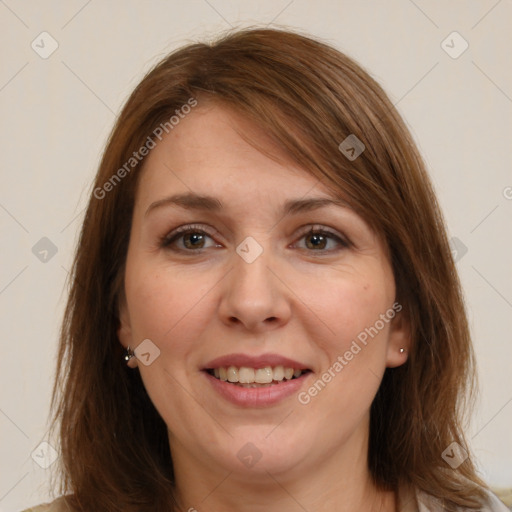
[118,102,409,481]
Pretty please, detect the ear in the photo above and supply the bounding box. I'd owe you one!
[117,292,138,369]
[385,305,411,368]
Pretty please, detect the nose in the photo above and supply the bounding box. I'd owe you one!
[218,243,292,333]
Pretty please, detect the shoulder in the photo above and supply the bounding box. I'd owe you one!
[21,496,72,512]
[416,486,511,511]
[491,487,512,509]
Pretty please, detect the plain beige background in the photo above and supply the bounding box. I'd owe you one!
[1,1,511,510]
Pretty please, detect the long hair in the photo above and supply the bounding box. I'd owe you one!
[50,27,487,511]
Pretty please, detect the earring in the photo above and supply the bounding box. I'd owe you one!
[399,348,406,354]
[124,347,135,362]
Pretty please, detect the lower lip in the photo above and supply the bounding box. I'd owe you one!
[203,371,311,407]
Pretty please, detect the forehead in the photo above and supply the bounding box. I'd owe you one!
[135,103,339,208]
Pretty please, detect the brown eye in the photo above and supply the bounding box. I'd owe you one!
[182,232,207,249]
[296,227,349,252]
[161,225,220,252]
[305,232,328,250]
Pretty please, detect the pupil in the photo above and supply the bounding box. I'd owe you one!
[185,233,204,248]
[307,233,326,250]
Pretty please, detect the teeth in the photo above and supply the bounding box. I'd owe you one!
[238,367,255,383]
[284,367,294,380]
[255,367,273,384]
[273,365,284,381]
[227,366,238,383]
[209,365,306,384]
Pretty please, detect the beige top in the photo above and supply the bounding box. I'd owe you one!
[22,487,510,512]
[401,485,510,511]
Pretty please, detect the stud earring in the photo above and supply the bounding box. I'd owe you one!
[399,348,406,354]
[124,347,135,362]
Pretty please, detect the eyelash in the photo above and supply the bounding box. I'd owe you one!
[160,223,350,254]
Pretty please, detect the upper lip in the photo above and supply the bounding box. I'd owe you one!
[203,353,311,370]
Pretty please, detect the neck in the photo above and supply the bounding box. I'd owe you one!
[169,423,396,512]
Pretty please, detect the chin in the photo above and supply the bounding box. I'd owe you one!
[212,429,311,477]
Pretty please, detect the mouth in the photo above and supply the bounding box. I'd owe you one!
[204,366,312,388]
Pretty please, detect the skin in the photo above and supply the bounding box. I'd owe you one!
[118,102,411,512]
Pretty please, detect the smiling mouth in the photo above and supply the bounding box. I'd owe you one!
[205,366,312,388]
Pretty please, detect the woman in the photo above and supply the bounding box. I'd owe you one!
[24,28,508,511]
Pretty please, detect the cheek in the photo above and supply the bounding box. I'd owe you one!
[300,280,393,420]
[125,264,217,353]
[297,266,395,411]
[124,265,218,431]
[298,268,394,353]
[343,284,391,342]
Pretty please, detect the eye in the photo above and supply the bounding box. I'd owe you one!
[294,226,349,252]
[160,224,349,254]
[160,224,221,252]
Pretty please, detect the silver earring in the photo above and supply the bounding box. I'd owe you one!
[399,348,405,353]
[124,347,135,362]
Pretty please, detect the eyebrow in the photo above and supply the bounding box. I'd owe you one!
[144,192,351,218]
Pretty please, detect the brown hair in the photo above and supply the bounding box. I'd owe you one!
[50,27,487,511]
